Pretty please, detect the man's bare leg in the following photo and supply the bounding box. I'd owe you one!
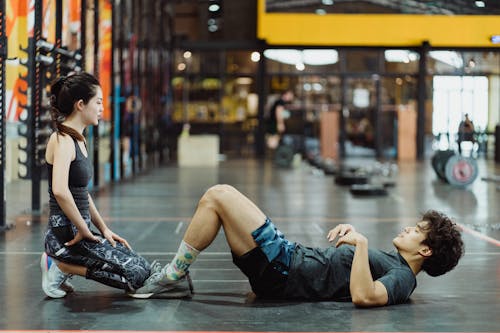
[158,184,268,282]
[131,185,268,297]
[184,184,267,256]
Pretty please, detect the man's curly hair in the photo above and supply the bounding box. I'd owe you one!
[420,210,464,277]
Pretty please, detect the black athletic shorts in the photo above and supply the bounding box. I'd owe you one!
[232,247,288,298]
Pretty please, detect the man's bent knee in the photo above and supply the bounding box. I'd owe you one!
[208,184,236,194]
[204,184,236,201]
[199,184,237,211]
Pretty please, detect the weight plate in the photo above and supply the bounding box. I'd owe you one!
[335,173,369,186]
[274,145,294,168]
[350,184,388,196]
[444,155,478,187]
[431,150,455,182]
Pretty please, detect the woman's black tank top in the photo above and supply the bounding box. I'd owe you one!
[47,138,92,216]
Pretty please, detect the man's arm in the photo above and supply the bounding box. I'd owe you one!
[349,237,389,307]
[328,225,389,307]
[275,105,286,134]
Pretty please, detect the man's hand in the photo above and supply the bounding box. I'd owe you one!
[277,122,285,134]
[327,224,367,247]
[335,230,367,248]
[327,224,355,242]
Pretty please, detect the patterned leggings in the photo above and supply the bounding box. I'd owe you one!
[44,215,151,291]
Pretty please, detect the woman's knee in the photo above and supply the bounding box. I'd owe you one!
[122,261,151,288]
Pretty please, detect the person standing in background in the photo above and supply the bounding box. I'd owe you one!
[265,90,294,150]
[457,113,475,155]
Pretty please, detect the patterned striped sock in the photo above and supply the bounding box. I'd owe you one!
[166,240,200,280]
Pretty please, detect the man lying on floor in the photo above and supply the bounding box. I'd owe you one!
[130,185,464,307]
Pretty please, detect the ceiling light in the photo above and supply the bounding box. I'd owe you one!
[263,49,338,66]
[264,49,302,65]
[236,77,253,85]
[408,53,418,61]
[474,1,485,8]
[312,83,322,91]
[208,4,220,12]
[315,9,327,15]
[251,51,261,62]
[302,50,338,65]
[322,0,334,4]
[429,51,463,68]
[296,63,305,71]
[384,50,419,63]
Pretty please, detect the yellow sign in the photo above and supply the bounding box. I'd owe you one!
[258,0,500,47]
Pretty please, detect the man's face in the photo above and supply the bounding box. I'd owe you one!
[283,91,294,103]
[393,221,430,254]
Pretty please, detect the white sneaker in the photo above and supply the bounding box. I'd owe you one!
[150,260,162,275]
[40,252,68,298]
[128,264,193,299]
[60,276,75,293]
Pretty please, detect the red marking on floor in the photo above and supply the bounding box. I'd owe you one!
[458,223,500,247]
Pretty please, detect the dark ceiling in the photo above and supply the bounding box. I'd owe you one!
[265,0,500,15]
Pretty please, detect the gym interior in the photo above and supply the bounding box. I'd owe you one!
[1,1,499,332]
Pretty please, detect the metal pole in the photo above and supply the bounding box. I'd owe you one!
[30,0,44,213]
[0,0,7,229]
[80,0,87,70]
[130,1,138,175]
[255,45,266,157]
[374,75,382,158]
[135,1,141,172]
[55,0,62,75]
[93,0,100,186]
[339,75,347,158]
[118,0,125,180]
[110,0,117,181]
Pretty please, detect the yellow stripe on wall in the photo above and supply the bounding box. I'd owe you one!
[257,0,500,47]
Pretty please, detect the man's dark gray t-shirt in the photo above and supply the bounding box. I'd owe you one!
[283,244,417,305]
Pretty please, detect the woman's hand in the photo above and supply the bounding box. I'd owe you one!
[102,228,131,249]
[64,229,100,246]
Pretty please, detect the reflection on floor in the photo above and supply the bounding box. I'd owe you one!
[1,158,499,332]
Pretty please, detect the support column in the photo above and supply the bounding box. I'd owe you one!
[417,41,429,160]
[255,42,266,157]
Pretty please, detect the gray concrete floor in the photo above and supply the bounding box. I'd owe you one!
[1,157,499,332]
